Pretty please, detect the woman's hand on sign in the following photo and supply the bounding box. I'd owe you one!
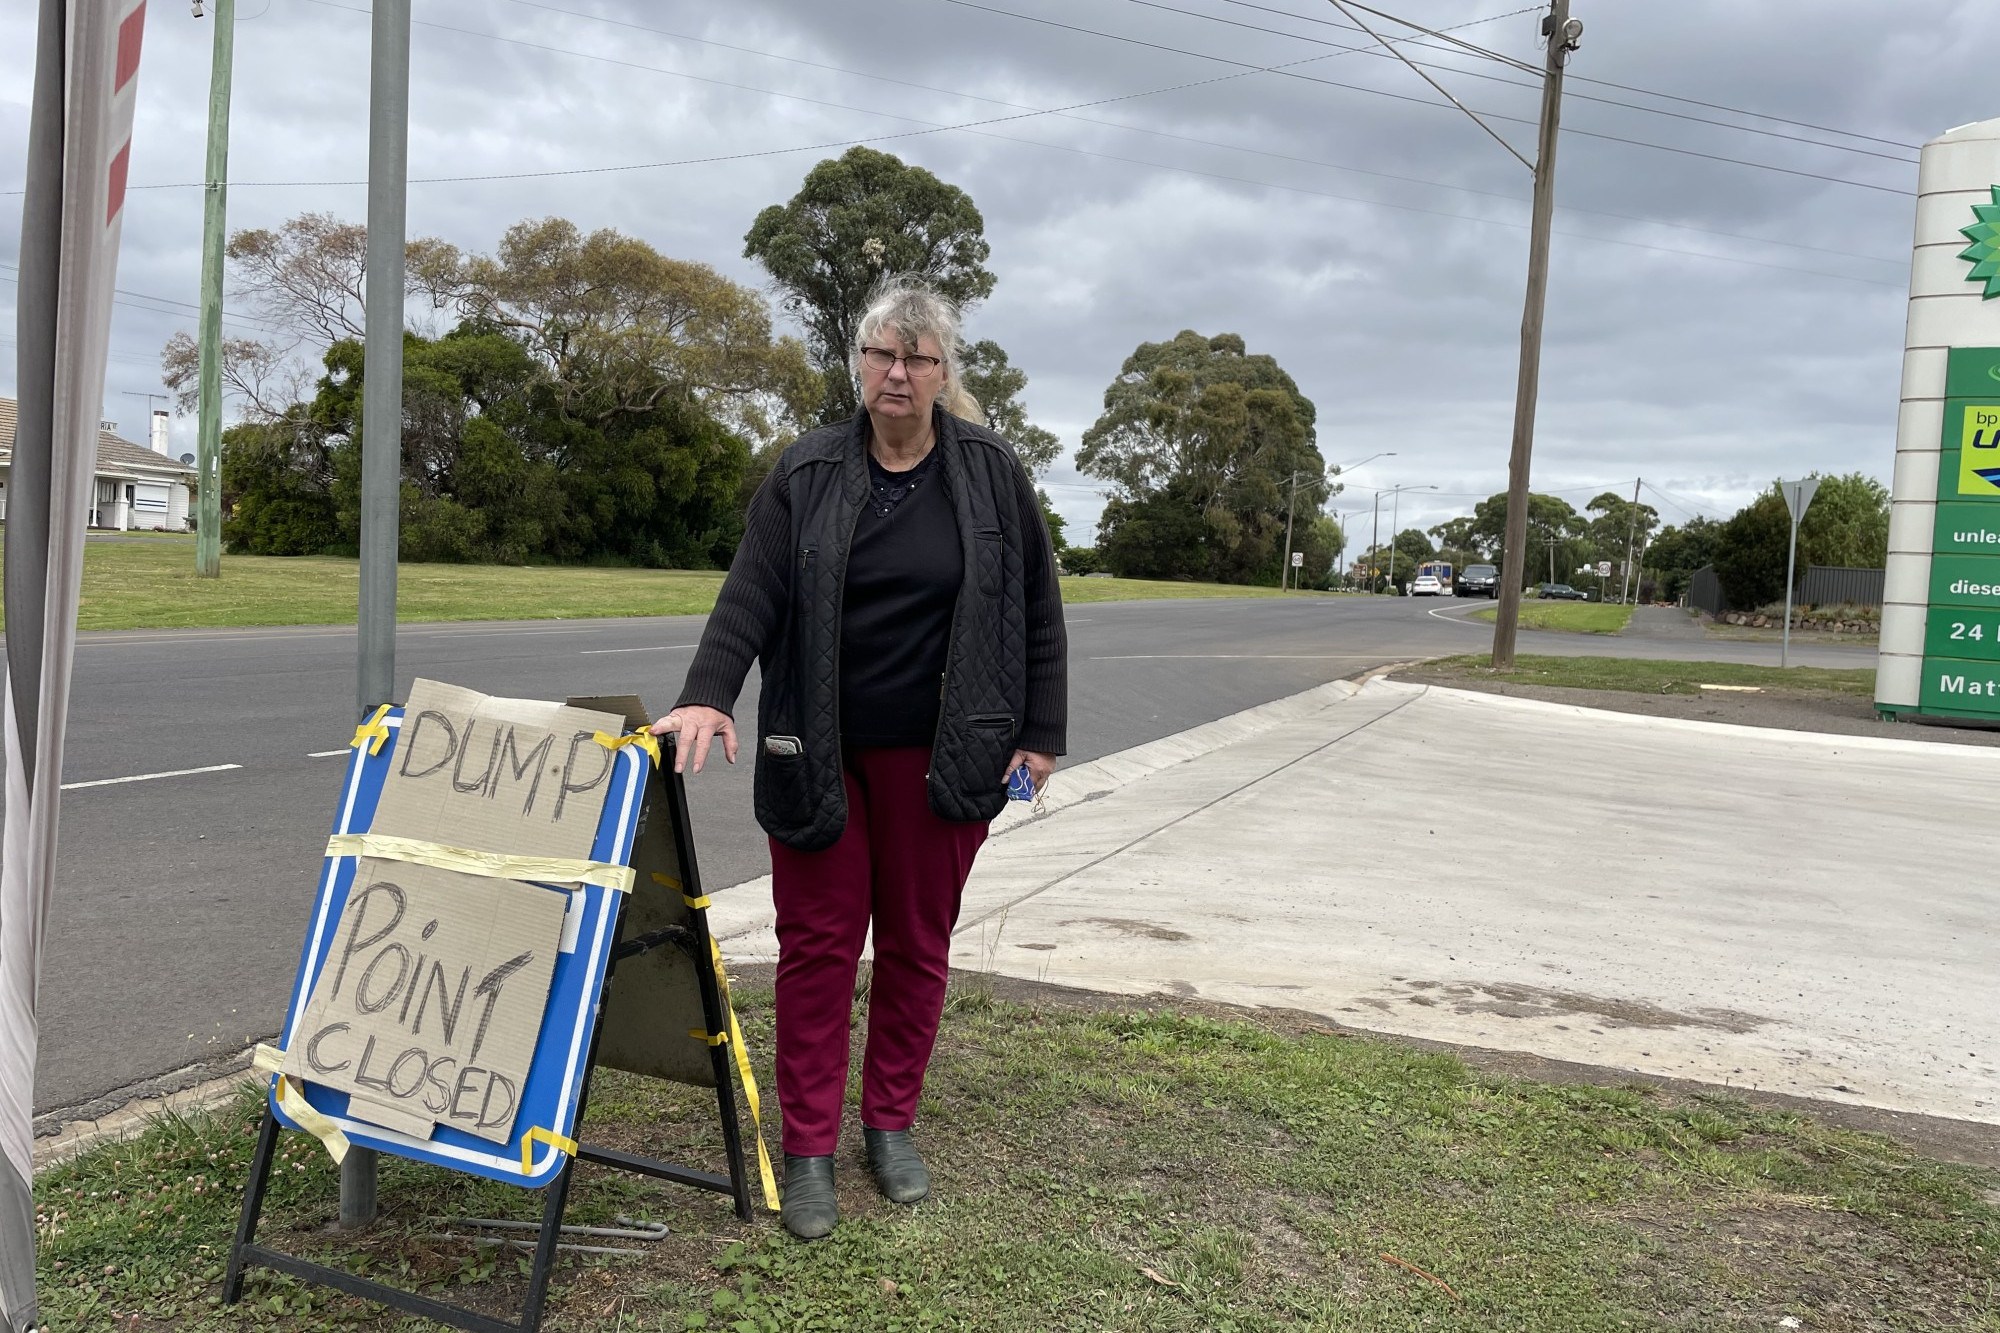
[650,706,737,774]
[1007,749,1056,796]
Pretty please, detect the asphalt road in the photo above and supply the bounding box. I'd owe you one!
[29,593,1873,1114]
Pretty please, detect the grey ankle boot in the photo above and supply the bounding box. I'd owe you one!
[862,1127,930,1204]
[781,1154,838,1239]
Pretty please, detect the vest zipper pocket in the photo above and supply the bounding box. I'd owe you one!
[967,713,1014,730]
[799,544,817,572]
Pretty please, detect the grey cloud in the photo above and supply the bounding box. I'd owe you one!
[3,0,1994,540]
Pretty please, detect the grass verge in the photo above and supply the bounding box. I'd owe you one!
[1057,576,1329,605]
[1466,602,1633,634]
[6,540,1319,631]
[34,988,1997,1331]
[1413,654,1877,698]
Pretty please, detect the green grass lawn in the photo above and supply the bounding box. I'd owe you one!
[1057,576,1329,605]
[5,540,1320,631]
[1416,653,1877,697]
[33,990,1998,1331]
[1466,601,1633,634]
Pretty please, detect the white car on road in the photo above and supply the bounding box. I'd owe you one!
[1408,574,1444,597]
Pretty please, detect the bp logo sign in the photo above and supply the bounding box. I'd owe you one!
[1960,186,2000,298]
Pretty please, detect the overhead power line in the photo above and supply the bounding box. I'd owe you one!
[471,0,1899,266]
[937,0,1913,194]
[0,262,281,338]
[1203,0,1919,152]
[6,1,1901,289]
[1126,0,1918,164]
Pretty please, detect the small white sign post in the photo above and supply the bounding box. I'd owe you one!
[1779,477,1821,668]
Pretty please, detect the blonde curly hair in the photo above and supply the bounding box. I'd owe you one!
[854,273,984,424]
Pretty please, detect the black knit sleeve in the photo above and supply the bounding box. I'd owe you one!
[674,465,793,718]
[1013,465,1069,756]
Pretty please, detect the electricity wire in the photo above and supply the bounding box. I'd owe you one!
[935,0,1913,194]
[472,0,1899,268]
[1126,0,1918,164]
[4,1,1903,290]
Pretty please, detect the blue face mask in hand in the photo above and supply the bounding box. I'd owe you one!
[1007,763,1036,802]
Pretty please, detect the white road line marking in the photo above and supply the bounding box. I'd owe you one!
[419,627,603,638]
[1426,605,1493,626]
[579,644,695,655]
[1088,654,1383,660]
[62,763,243,790]
[307,749,349,758]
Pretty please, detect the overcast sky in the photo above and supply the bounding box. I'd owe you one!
[3,0,1992,546]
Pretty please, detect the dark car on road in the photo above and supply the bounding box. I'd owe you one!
[1537,582,1589,601]
[1456,563,1499,598]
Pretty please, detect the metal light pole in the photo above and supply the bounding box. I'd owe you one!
[193,0,236,577]
[1379,483,1437,594]
[1368,491,1382,593]
[1305,453,1392,592]
[343,0,412,1231]
[1491,0,1581,667]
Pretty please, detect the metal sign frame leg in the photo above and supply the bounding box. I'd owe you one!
[221,741,757,1328]
[575,749,754,1220]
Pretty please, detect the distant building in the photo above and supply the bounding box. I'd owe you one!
[0,398,196,531]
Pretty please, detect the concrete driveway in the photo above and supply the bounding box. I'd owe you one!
[712,678,1999,1126]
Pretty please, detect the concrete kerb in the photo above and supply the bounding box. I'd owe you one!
[33,1059,260,1175]
[704,674,1386,959]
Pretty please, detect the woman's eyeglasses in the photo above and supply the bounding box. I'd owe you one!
[860,346,943,378]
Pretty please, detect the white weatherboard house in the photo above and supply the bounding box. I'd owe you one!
[0,397,195,531]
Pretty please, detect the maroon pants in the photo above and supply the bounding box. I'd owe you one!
[768,746,989,1157]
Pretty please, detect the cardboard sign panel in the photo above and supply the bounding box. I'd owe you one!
[282,858,570,1144]
[374,679,628,862]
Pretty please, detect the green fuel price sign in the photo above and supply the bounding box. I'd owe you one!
[1924,606,2000,660]
[1921,351,2000,717]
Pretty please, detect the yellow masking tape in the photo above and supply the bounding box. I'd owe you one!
[350,703,393,756]
[324,833,635,893]
[520,1125,578,1174]
[708,940,780,1212]
[681,893,712,911]
[594,729,661,767]
[688,1028,729,1047]
[251,1044,351,1165]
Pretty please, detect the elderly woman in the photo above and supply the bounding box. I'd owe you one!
[652,275,1067,1239]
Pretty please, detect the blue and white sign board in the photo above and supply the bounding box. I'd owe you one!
[270,695,650,1188]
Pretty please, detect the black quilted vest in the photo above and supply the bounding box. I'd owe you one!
[754,410,1031,851]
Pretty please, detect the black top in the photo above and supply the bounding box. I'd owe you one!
[839,446,962,747]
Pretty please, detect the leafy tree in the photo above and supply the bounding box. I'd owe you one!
[1710,471,1890,610]
[1034,488,1068,552]
[1645,516,1721,602]
[959,339,1061,476]
[1713,490,1791,609]
[223,210,465,346]
[1356,528,1437,591]
[744,147,995,422]
[1427,515,1483,562]
[1080,331,1323,585]
[219,412,340,554]
[1098,482,1214,581]
[1798,472,1889,569]
[461,218,819,445]
[1295,515,1345,590]
[1471,491,1589,587]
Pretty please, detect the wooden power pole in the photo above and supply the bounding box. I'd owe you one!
[1490,0,1581,667]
